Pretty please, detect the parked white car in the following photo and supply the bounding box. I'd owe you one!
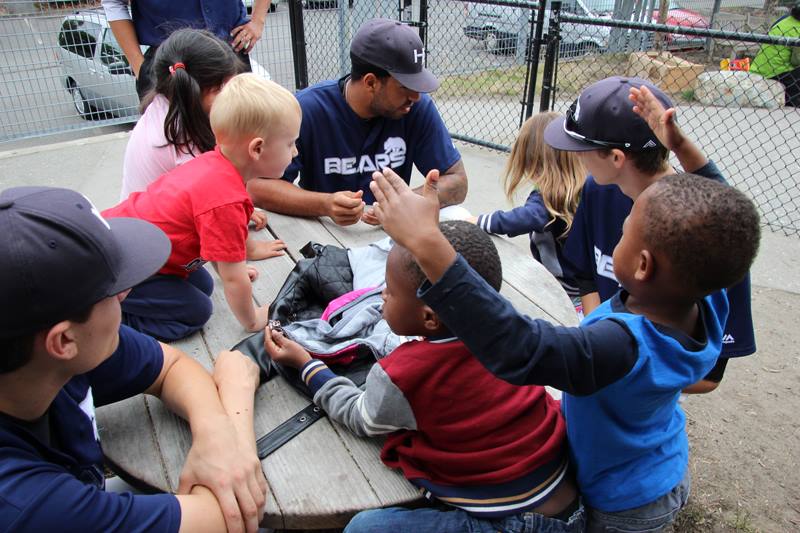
[463,0,609,57]
[56,10,142,120]
[56,10,272,120]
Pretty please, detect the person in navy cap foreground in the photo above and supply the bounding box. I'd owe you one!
[0,187,266,533]
[248,17,468,226]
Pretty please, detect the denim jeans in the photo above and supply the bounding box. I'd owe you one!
[344,502,585,533]
[586,471,691,532]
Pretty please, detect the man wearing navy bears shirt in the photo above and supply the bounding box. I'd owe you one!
[0,187,266,533]
[248,18,467,226]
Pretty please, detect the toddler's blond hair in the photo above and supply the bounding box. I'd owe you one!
[210,73,301,144]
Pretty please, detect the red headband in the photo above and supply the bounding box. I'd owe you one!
[168,62,186,76]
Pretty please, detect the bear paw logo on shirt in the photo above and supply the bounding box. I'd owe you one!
[323,137,407,175]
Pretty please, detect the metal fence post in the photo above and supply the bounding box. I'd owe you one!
[539,0,560,112]
[521,0,548,122]
[288,0,309,90]
[419,0,429,62]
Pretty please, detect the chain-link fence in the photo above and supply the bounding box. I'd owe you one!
[538,1,800,236]
[0,0,296,143]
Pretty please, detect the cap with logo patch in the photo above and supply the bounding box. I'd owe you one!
[0,186,170,338]
[544,76,673,152]
[350,18,439,93]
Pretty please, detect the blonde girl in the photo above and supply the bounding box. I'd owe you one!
[473,112,586,298]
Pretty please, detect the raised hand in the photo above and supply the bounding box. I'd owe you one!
[629,85,685,152]
[370,167,440,251]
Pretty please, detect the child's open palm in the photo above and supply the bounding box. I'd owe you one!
[629,85,686,152]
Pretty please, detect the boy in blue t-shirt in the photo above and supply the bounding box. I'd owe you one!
[545,76,756,394]
[367,163,760,532]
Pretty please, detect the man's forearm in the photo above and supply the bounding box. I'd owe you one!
[247,179,331,217]
[148,346,230,432]
[251,0,270,24]
[671,135,707,173]
[108,20,145,77]
[412,160,468,207]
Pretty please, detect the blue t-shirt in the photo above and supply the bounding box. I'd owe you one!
[132,0,248,46]
[283,78,462,204]
[563,160,756,357]
[0,326,181,533]
[563,290,727,511]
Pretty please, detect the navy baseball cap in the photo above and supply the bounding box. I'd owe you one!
[0,187,170,338]
[544,76,673,152]
[350,18,439,93]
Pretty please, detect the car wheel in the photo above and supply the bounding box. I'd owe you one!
[68,81,99,120]
[486,31,516,55]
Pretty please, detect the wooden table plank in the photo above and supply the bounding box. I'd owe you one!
[100,214,578,529]
[96,395,169,491]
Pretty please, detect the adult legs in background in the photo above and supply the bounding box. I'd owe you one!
[122,267,214,341]
[776,66,800,107]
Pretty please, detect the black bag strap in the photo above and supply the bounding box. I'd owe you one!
[254,369,369,459]
[256,403,324,458]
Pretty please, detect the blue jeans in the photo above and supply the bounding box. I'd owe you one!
[586,471,691,532]
[345,503,585,533]
[122,268,214,342]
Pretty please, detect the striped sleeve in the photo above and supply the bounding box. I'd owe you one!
[304,360,417,437]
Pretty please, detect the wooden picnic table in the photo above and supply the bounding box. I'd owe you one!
[96,212,579,530]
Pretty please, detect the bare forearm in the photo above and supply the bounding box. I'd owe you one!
[150,349,230,433]
[407,232,458,285]
[671,135,707,173]
[108,20,144,77]
[581,292,601,315]
[412,161,468,207]
[248,179,331,218]
[221,274,259,330]
[252,0,270,23]
[176,486,226,533]
[217,377,259,453]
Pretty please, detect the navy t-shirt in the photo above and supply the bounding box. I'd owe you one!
[0,325,181,533]
[563,160,756,357]
[283,78,462,204]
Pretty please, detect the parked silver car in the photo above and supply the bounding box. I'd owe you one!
[463,0,609,57]
[56,10,143,120]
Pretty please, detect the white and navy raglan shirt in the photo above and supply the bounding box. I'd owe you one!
[283,78,462,204]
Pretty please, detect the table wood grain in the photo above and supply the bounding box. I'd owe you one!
[96,213,579,530]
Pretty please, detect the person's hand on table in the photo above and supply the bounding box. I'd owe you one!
[249,210,268,230]
[370,168,441,251]
[177,410,266,533]
[247,238,286,261]
[231,18,265,54]
[361,206,380,226]
[327,190,365,226]
[264,325,312,368]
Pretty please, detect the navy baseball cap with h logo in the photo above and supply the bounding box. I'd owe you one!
[544,76,673,152]
[0,186,170,338]
[350,18,439,93]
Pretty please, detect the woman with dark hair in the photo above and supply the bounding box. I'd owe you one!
[751,4,800,107]
[120,29,286,259]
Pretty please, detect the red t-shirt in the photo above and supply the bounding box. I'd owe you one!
[104,146,253,278]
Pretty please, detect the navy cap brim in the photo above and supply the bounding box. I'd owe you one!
[392,68,440,93]
[543,116,602,152]
[106,217,171,295]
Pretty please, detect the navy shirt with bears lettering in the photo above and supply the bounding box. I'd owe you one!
[563,160,756,358]
[0,325,181,533]
[283,77,461,204]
